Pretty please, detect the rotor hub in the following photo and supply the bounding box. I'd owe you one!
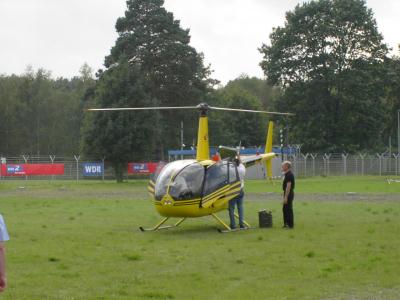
[196,103,209,116]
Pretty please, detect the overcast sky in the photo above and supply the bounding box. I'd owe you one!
[0,0,398,84]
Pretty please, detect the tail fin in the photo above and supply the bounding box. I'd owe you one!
[265,121,274,180]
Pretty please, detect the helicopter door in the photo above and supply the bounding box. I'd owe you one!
[201,161,230,208]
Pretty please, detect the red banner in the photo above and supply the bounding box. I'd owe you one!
[1,164,65,176]
[128,162,158,174]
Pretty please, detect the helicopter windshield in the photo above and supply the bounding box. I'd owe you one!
[169,163,205,200]
[155,160,199,200]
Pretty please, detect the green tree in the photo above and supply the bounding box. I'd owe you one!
[0,74,20,154]
[208,87,266,148]
[259,0,388,152]
[0,66,93,156]
[15,68,54,155]
[104,0,213,158]
[81,61,155,182]
[382,48,400,151]
[82,0,214,181]
[224,74,281,110]
[49,67,95,155]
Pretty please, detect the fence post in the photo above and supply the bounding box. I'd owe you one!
[358,153,366,176]
[355,156,358,175]
[376,153,383,176]
[324,153,331,176]
[22,155,29,180]
[74,155,80,182]
[394,153,399,176]
[292,154,297,174]
[50,155,56,181]
[301,153,309,177]
[102,157,105,181]
[310,154,317,176]
[342,153,348,176]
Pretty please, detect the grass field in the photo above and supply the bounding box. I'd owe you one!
[1,176,400,299]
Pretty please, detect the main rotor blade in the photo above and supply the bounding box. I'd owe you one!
[209,106,294,116]
[87,106,198,111]
[86,104,294,115]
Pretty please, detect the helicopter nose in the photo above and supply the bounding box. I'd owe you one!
[164,200,173,206]
[161,196,174,206]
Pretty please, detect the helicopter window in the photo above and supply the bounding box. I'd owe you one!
[169,163,205,201]
[203,161,229,196]
[155,160,196,200]
[228,162,239,183]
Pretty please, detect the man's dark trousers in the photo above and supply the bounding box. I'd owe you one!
[283,192,294,228]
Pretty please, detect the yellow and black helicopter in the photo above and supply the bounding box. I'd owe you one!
[88,103,292,232]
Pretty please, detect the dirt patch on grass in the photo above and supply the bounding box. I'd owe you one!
[0,188,149,201]
[323,286,400,300]
[247,192,400,202]
[1,186,398,202]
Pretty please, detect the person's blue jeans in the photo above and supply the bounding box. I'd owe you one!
[229,190,244,228]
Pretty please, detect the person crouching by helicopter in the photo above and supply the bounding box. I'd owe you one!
[228,157,246,229]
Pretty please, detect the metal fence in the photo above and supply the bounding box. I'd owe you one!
[244,153,400,179]
[0,155,112,181]
[289,153,400,177]
[1,153,399,181]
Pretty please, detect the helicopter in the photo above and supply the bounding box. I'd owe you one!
[88,103,293,232]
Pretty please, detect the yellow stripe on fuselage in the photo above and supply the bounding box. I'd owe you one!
[153,181,242,217]
[202,181,241,204]
[148,180,156,198]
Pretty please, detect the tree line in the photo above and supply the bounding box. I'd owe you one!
[260,0,400,153]
[0,0,399,180]
[0,65,94,156]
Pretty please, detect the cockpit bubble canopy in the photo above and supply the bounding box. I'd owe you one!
[154,159,240,201]
[155,160,205,201]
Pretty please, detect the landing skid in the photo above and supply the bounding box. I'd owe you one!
[234,212,251,228]
[139,212,252,233]
[212,212,252,233]
[139,217,186,232]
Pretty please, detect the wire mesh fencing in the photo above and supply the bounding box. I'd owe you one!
[290,153,400,177]
[0,155,113,181]
[1,153,399,181]
[245,152,400,179]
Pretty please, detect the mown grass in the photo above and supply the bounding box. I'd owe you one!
[246,175,400,194]
[1,177,400,299]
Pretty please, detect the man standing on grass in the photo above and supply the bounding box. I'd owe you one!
[229,157,246,229]
[282,161,295,229]
[0,214,9,292]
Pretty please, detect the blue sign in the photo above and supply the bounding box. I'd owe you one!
[7,165,25,175]
[82,163,104,176]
